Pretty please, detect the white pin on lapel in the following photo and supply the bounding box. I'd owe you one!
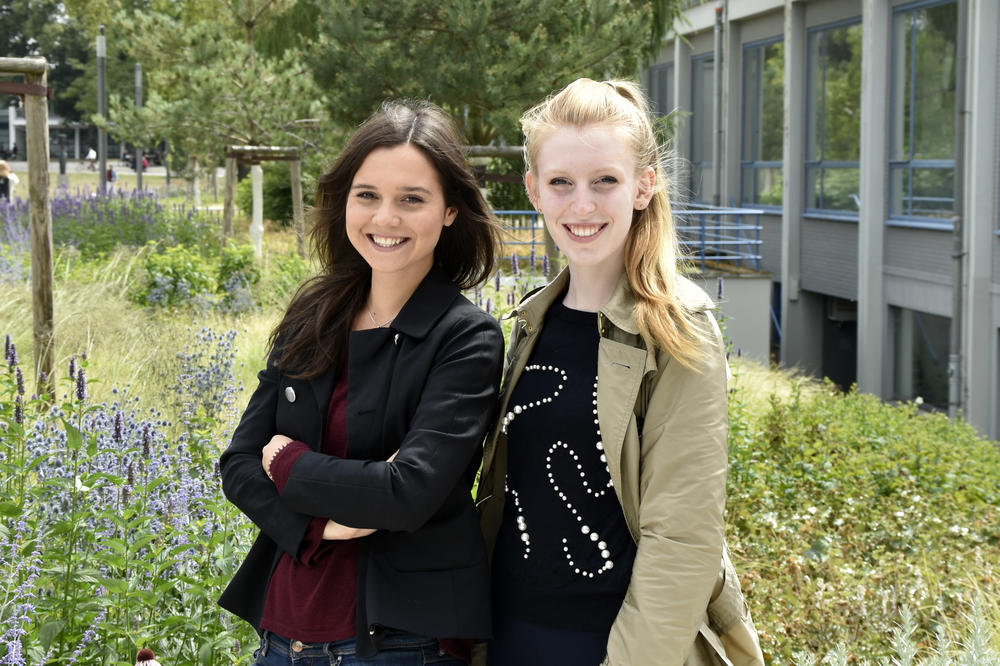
[394,334,400,345]
[284,386,296,403]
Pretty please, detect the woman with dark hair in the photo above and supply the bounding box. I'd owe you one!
[219,100,504,665]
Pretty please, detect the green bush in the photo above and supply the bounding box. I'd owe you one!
[727,378,1000,662]
[236,162,316,226]
[135,244,216,308]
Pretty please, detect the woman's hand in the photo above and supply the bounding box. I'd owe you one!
[262,434,294,480]
[322,520,376,540]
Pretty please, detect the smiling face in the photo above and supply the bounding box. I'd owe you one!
[346,143,458,291]
[525,123,654,284]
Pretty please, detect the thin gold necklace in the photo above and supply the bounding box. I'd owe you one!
[368,310,393,328]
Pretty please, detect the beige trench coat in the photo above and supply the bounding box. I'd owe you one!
[476,269,762,666]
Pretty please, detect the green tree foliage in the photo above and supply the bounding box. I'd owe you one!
[93,0,324,169]
[303,0,682,145]
[0,0,93,121]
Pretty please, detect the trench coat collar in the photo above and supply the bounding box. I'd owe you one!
[514,267,715,335]
[389,265,460,339]
[513,268,643,336]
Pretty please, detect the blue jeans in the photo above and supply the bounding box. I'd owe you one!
[253,630,466,665]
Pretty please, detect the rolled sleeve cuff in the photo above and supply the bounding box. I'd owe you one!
[271,440,311,495]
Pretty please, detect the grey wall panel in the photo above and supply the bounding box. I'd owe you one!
[993,238,1000,285]
[800,219,857,299]
[759,214,782,275]
[737,9,784,44]
[885,227,952,279]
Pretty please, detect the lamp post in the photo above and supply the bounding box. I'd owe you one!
[97,25,107,194]
[135,62,143,190]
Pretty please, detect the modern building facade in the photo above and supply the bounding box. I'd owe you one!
[647,0,999,438]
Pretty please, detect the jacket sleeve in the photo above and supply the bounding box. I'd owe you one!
[605,312,729,666]
[279,313,504,532]
[219,347,312,559]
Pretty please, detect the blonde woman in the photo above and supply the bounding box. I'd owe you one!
[476,79,763,666]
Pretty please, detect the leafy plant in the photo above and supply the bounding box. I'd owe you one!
[136,243,215,308]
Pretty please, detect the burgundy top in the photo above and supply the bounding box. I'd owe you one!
[260,363,358,642]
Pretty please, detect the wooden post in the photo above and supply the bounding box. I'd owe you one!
[290,158,305,257]
[250,164,264,257]
[24,62,54,393]
[223,156,237,241]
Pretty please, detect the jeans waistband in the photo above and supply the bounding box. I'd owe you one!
[261,630,438,658]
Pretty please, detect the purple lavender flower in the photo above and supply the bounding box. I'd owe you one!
[15,366,24,395]
[511,253,519,276]
[68,355,77,380]
[75,367,88,401]
[113,411,124,444]
[6,340,17,370]
[543,254,550,277]
[530,245,537,269]
[14,395,23,425]
[494,271,501,292]
[716,276,725,301]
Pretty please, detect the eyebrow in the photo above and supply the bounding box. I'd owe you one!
[351,183,434,195]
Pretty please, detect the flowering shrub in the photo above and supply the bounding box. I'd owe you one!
[0,331,256,664]
[136,244,216,308]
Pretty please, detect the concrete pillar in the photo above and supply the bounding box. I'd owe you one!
[8,104,15,150]
[779,0,810,368]
[964,0,999,437]
[674,38,693,191]
[857,0,891,396]
[723,17,742,208]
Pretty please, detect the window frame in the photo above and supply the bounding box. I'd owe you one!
[690,52,715,205]
[888,0,959,228]
[740,35,784,211]
[804,17,863,219]
[647,62,675,118]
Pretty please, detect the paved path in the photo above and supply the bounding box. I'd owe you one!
[3,159,170,176]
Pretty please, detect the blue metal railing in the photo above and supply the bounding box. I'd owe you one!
[494,205,764,272]
[673,205,764,271]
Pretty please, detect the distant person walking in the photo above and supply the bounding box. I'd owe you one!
[0,160,19,201]
[86,147,97,171]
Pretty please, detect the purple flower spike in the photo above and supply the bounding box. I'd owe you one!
[76,367,88,401]
[716,276,725,301]
[69,355,77,380]
[15,366,24,395]
[14,395,23,425]
[511,253,519,276]
[494,271,501,292]
[543,254,550,277]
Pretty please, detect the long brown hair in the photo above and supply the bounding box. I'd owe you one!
[521,78,709,370]
[273,100,501,377]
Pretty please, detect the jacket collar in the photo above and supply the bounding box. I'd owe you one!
[389,265,461,339]
[514,268,716,336]
[514,268,640,335]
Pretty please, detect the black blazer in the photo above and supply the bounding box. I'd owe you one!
[218,267,504,657]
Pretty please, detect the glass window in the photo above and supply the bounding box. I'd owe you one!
[741,39,784,207]
[648,63,674,117]
[805,20,862,214]
[892,307,950,410]
[691,55,715,204]
[890,0,958,221]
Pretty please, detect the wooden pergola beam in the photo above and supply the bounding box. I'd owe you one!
[223,145,306,257]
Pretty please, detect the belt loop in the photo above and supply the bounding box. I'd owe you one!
[260,630,270,657]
